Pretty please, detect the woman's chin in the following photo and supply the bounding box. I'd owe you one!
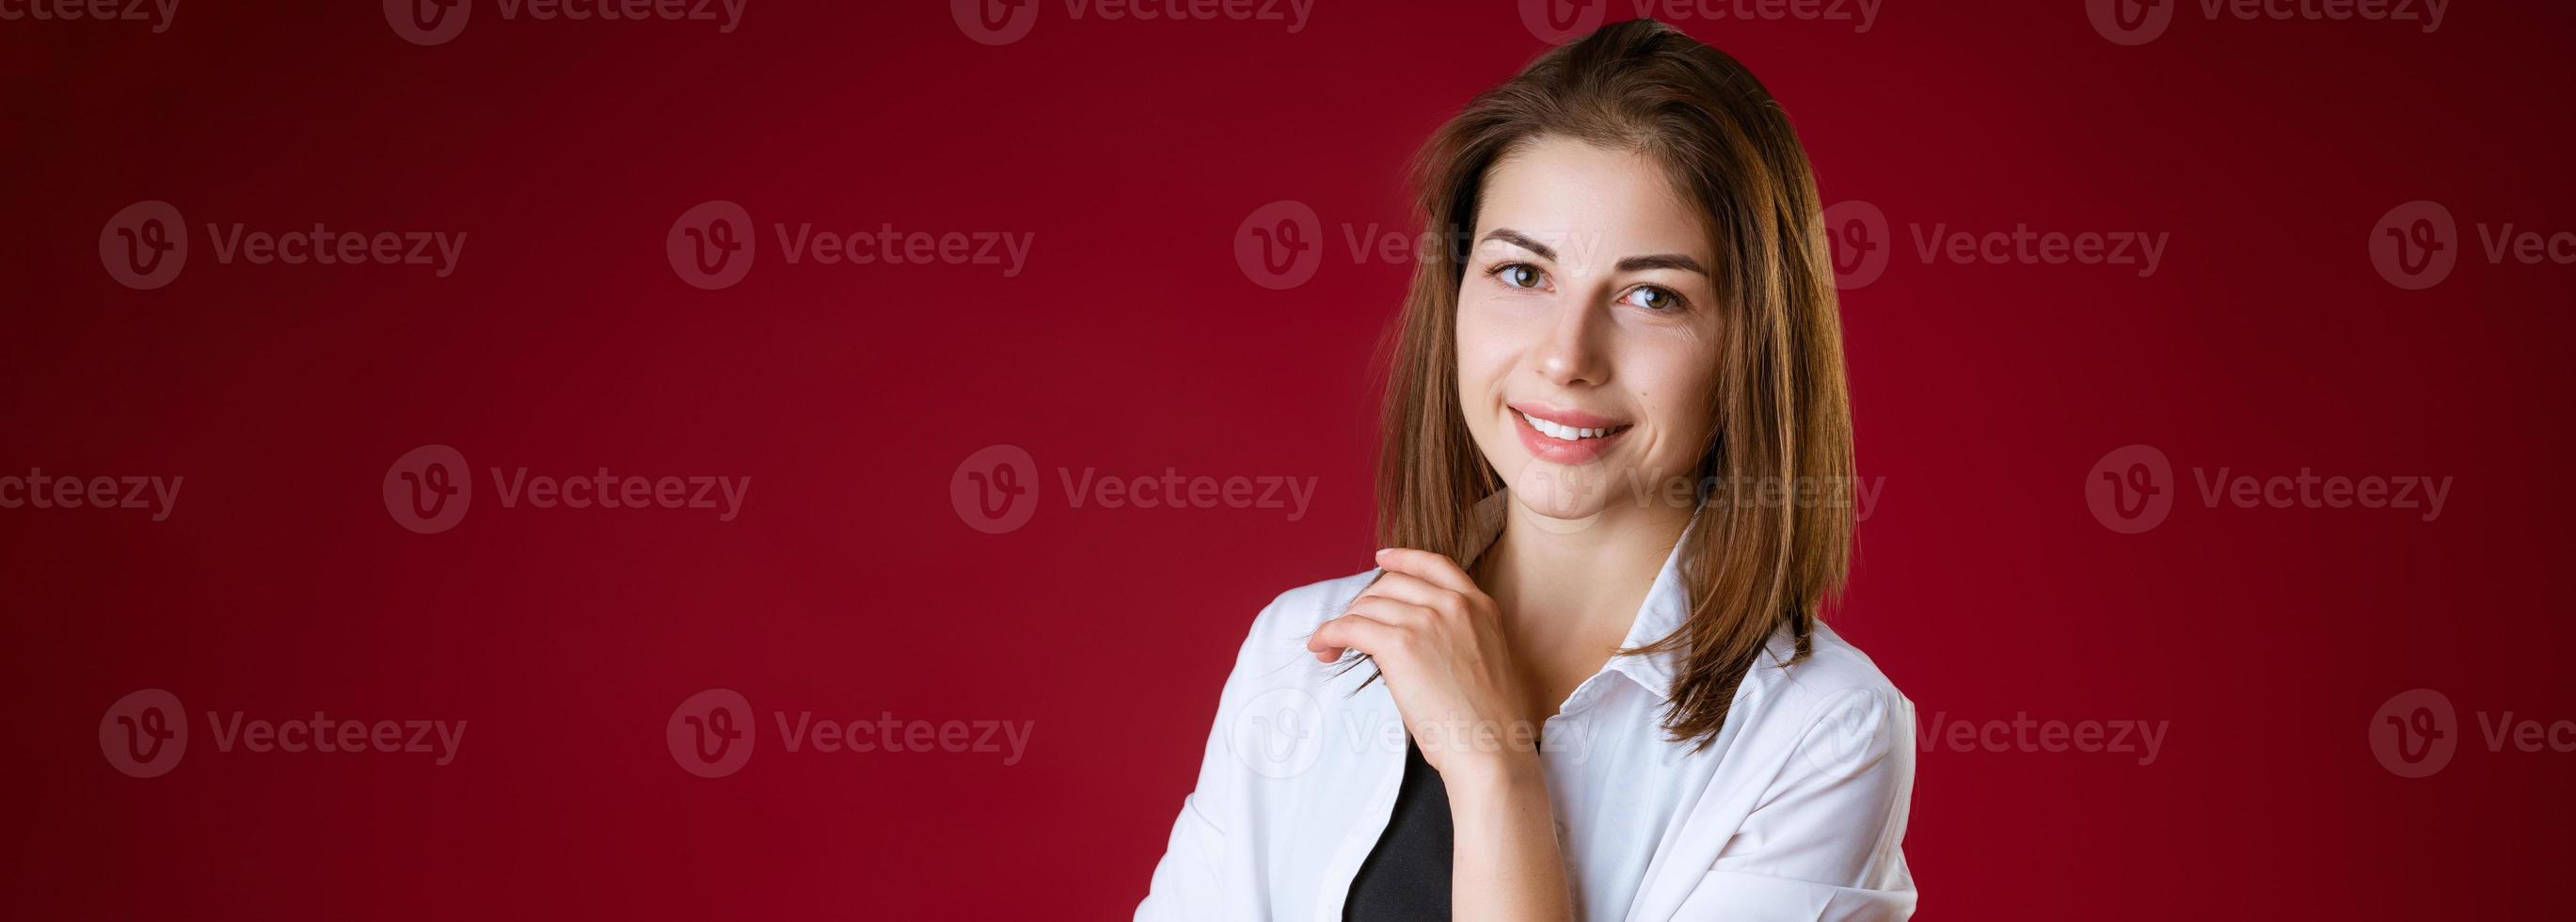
[1504,468,1620,525]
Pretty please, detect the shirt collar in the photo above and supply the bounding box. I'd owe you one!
[1465,491,1694,702]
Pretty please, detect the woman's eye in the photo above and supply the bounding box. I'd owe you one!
[1495,263,1545,290]
[1620,286,1682,311]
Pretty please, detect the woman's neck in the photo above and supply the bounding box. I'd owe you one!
[1473,496,1693,696]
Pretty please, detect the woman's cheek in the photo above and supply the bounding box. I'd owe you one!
[1453,302,1519,396]
[1638,359,1720,477]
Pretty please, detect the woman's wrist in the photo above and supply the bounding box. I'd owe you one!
[1442,748,1573,922]
[1441,748,1548,804]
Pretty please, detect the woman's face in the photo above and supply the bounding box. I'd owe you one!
[1455,135,1723,524]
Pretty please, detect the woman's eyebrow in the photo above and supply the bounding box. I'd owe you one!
[1479,228,1557,262]
[1482,229,1707,276]
[1614,253,1708,275]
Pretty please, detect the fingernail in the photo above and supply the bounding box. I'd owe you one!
[1375,548,1392,556]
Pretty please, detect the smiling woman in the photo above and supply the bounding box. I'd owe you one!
[1137,18,1913,922]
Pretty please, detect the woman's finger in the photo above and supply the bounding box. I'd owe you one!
[1307,611,1405,663]
[1355,571,1465,614]
[1344,595,1435,628]
[1375,548,1479,595]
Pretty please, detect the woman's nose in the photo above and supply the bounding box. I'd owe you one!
[1533,291,1610,388]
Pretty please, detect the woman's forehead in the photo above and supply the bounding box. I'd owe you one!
[1475,137,1711,265]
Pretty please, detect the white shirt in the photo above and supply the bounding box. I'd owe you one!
[1136,505,1917,921]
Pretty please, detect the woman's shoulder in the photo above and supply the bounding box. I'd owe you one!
[1744,619,1913,717]
[1719,620,1915,773]
[1200,570,1391,717]
[1239,567,1380,644]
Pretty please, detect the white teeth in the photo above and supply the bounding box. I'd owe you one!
[1521,411,1610,441]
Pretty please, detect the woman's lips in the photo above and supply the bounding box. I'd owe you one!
[1510,405,1630,465]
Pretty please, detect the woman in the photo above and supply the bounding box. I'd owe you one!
[1139,19,1915,921]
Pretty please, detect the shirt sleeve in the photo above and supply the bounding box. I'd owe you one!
[1134,597,1281,921]
[1672,687,1918,921]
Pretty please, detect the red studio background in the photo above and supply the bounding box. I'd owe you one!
[6,0,2573,918]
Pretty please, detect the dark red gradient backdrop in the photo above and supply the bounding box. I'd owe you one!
[7,1,2574,918]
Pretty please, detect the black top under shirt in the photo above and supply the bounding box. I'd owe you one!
[1341,736,1454,920]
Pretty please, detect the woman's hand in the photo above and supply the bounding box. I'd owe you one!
[1312,548,1575,921]
[1308,548,1539,785]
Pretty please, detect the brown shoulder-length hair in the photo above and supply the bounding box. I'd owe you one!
[1375,19,1854,751]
